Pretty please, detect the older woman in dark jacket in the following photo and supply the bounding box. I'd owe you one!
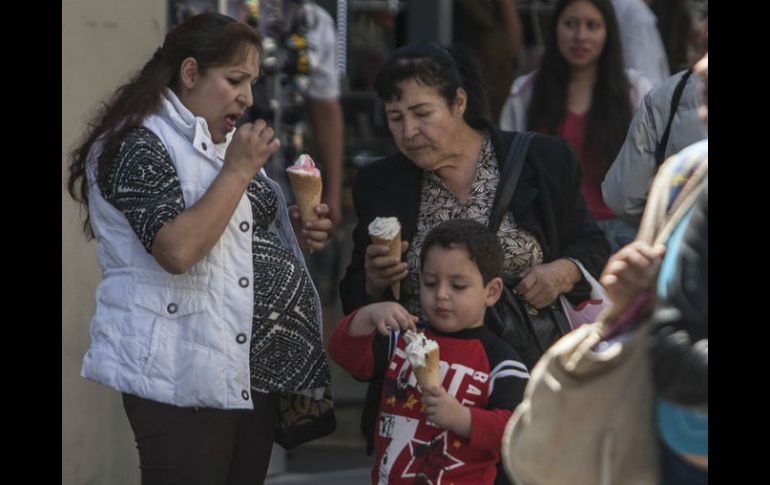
[338,42,610,462]
[340,41,608,321]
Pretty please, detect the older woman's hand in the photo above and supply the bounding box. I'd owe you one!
[364,241,409,300]
[516,259,582,309]
[600,241,666,311]
[289,203,333,253]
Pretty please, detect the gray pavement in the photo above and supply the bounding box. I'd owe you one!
[265,467,371,484]
[265,443,374,485]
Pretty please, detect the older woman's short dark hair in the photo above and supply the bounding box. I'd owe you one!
[374,41,489,129]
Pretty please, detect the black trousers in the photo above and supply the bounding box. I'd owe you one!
[122,391,278,485]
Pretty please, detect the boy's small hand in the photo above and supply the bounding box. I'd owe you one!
[369,302,419,336]
[347,302,418,336]
[420,385,471,438]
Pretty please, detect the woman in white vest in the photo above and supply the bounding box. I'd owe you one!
[66,13,333,484]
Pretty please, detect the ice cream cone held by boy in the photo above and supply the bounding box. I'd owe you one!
[404,329,441,388]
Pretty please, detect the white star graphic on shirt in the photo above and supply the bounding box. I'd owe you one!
[401,431,465,484]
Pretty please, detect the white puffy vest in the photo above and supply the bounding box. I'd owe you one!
[81,90,318,409]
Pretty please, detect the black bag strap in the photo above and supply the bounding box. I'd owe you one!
[489,131,535,232]
[655,68,694,167]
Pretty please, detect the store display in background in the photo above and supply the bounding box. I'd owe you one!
[236,0,315,189]
[168,0,219,29]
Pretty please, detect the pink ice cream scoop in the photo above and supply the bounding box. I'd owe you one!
[286,154,321,177]
[286,153,323,223]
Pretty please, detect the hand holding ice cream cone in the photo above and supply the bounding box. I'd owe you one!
[368,217,403,299]
[421,382,472,437]
[287,154,323,225]
[286,154,333,253]
[408,330,472,437]
[288,203,332,253]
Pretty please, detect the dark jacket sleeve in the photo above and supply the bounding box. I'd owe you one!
[649,184,708,407]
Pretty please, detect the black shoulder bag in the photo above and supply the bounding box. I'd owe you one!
[485,132,572,371]
[274,385,336,450]
[654,68,694,167]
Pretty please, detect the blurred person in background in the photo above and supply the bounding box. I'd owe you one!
[611,0,669,85]
[453,0,525,121]
[602,11,707,228]
[499,0,652,252]
[601,52,708,485]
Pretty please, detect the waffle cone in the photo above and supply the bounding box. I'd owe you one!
[413,347,441,388]
[287,171,322,224]
[372,232,402,299]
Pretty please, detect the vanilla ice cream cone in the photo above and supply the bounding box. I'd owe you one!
[413,347,441,388]
[404,330,441,389]
[369,217,402,299]
[371,232,402,299]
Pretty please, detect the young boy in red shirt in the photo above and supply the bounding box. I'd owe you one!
[329,219,529,484]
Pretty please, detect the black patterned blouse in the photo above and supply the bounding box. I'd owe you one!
[401,132,544,321]
[98,127,328,394]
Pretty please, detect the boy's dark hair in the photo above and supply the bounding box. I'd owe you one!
[420,219,503,284]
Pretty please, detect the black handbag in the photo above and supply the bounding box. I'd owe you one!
[485,131,571,371]
[274,385,336,450]
[487,274,571,371]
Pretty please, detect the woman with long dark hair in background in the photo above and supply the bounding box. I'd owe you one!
[499,0,651,252]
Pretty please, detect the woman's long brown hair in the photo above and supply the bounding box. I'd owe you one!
[66,13,260,238]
